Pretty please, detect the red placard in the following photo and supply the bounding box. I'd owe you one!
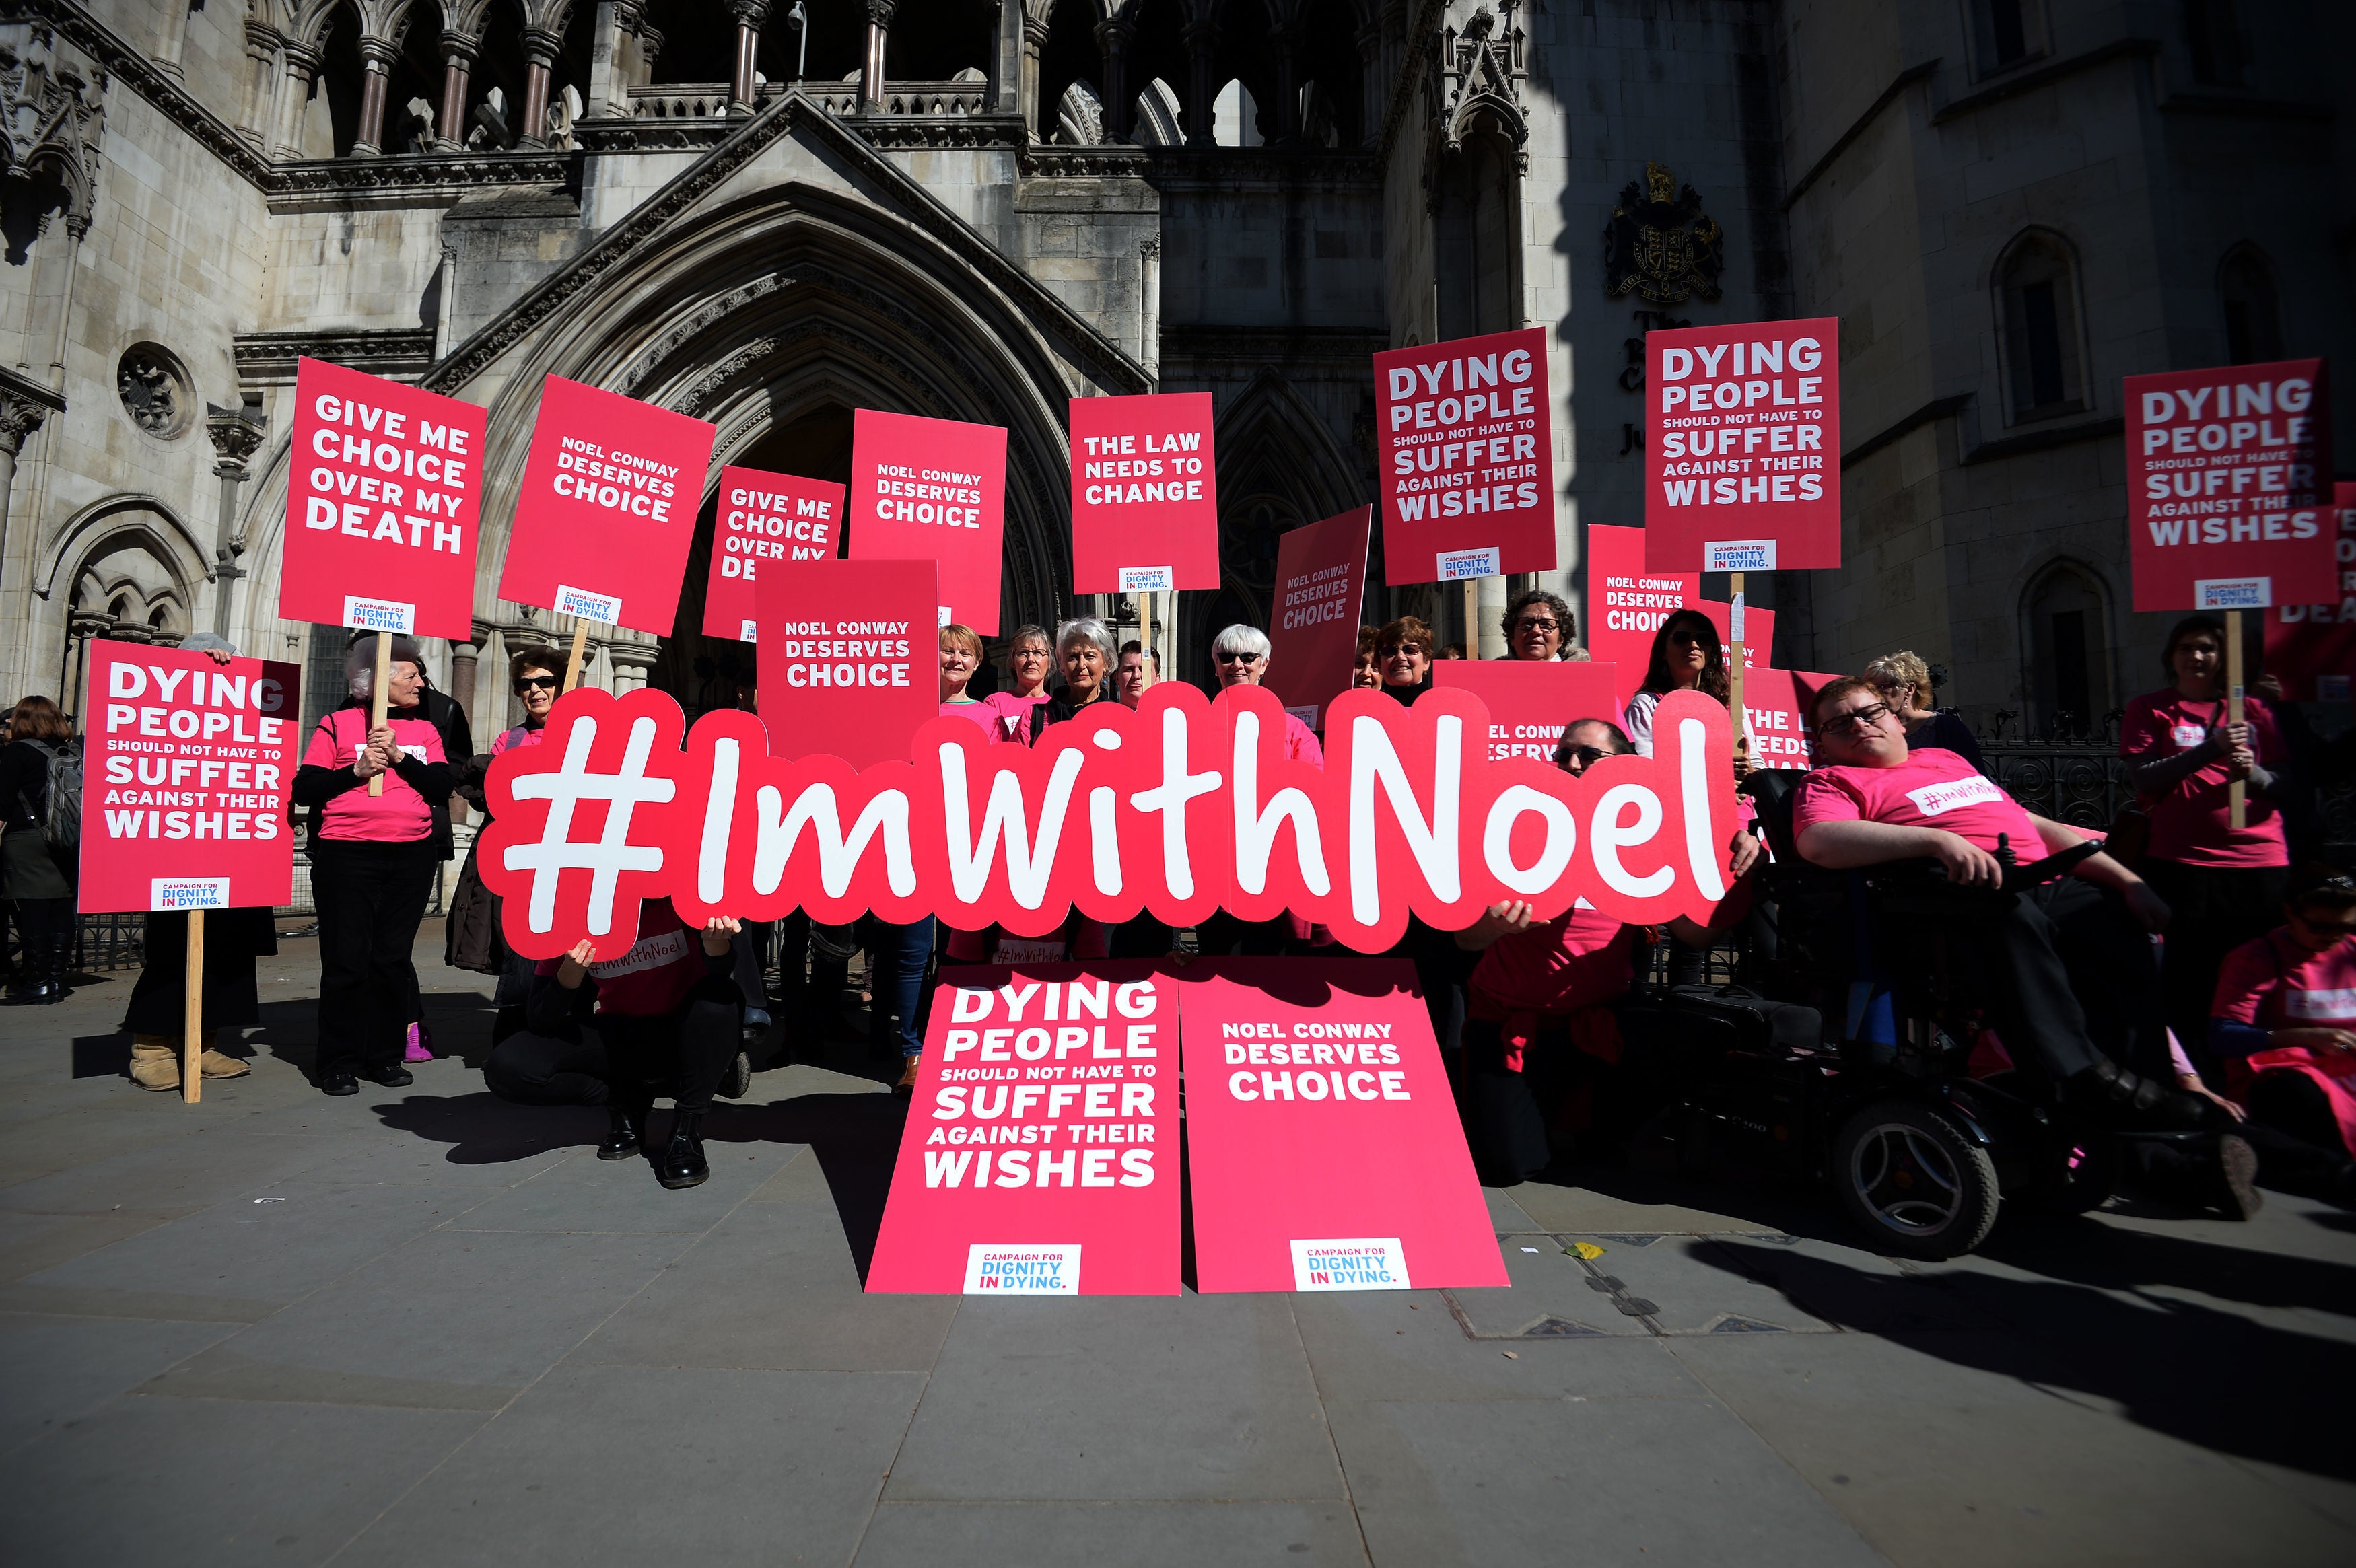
[1737,668,1843,771]
[1179,958,1506,1293]
[497,376,716,636]
[280,357,485,639]
[846,408,1007,634]
[701,466,845,643]
[80,639,300,913]
[1583,526,1768,708]
[2124,359,2333,612]
[1070,393,1218,594]
[1264,505,1372,732]
[1375,328,1557,585]
[1644,318,1841,572]
[1696,600,1775,674]
[753,557,938,767]
[867,961,1181,1295]
[2263,482,2356,703]
[1432,658,1624,762]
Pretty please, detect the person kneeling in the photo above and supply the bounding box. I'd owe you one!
[2207,875,2356,1204]
[485,898,744,1189]
[1795,678,2213,1133]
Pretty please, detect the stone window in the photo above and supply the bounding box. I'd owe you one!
[2020,561,2112,736]
[115,344,192,439]
[1994,232,2087,423]
[2217,244,2284,365]
[1971,0,2048,77]
[2186,0,2253,87]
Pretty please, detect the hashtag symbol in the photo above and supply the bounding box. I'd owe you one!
[503,712,678,939]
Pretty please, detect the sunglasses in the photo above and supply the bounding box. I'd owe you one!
[1216,650,1266,664]
[516,675,560,692]
[1514,618,1561,635]
[1555,745,1609,767]
[1380,642,1426,657]
[1817,701,1893,736]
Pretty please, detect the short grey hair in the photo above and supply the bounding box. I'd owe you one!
[1211,623,1271,670]
[344,634,425,699]
[1055,617,1117,666]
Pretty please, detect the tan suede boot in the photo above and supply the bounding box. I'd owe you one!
[129,1035,181,1092]
[200,1039,251,1079]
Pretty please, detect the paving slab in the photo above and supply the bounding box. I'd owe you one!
[854,1500,1373,1567]
[1292,1287,1699,1404]
[0,1310,238,1453]
[336,1365,922,1568]
[0,1125,351,1213]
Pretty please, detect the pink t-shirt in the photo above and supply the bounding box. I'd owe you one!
[303,706,445,843]
[1470,903,1636,1015]
[984,690,1048,745]
[1280,711,1325,767]
[534,898,709,1017]
[943,697,1023,744]
[490,722,545,756]
[1793,746,2046,863]
[2211,929,2356,1029]
[2120,690,2288,869]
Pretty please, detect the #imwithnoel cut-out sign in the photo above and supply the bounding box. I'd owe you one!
[475,684,1743,960]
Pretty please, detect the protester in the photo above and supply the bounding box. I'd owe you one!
[1450,718,1762,1180]
[1043,618,1119,723]
[446,646,561,1045]
[990,622,1056,742]
[2124,614,2292,1079]
[118,635,263,1085]
[1351,625,1384,692]
[1115,641,1159,707]
[1864,650,1986,775]
[1,695,77,1005]
[1623,609,1750,774]
[484,897,744,1188]
[1375,616,1434,704]
[1500,590,1590,662]
[1195,624,1325,958]
[2208,875,2356,1202]
[1795,677,2224,1138]
[292,636,453,1094]
[940,622,1020,743]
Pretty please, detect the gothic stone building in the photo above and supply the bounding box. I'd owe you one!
[1,0,2349,748]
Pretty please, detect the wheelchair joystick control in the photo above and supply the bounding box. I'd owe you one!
[1994,832,2016,871]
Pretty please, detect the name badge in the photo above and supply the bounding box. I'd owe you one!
[2283,988,2356,1022]
[2170,723,2206,749]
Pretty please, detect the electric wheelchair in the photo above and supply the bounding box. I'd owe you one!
[1616,769,2172,1259]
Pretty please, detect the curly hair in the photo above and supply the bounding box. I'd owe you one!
[1501,588,1577,655]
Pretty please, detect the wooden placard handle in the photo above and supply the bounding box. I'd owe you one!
[2227,608,2246,830]
[1727,571,1749,775]
[561,621,590,695]
[366,631,392,797]
[1138,592,1156,692]
[182,908,205,1104]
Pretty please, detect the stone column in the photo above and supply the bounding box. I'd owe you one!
[0,391,52,573]
[1182,19,1218,147]
[153,1,192,81]
[861,0,897,110]
[1272,21,1301,142]
[273,42,322,160]
[46,215,85,394]
[236,25,283,148]
[516,26,562,147]
[1356,21,1383,144]
[204,402,267,639]
[727,0,771,113]
[608,644,659,694]
[435,31,479,149]
[351,38,395,155]
[1095,16,1134,141]
[449,640,479,727]
[1138,236,1160,384]
[1020,2,1049,134]
[431,244,459,361]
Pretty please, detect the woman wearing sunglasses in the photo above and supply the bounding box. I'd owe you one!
[1373,616,1436,704]
[1622,608,1752,775]
[446,647,563,1042]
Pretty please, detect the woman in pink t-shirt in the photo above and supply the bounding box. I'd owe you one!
[984,622,1055,745]
[1195,623,1328,958]
[2123,614,2291,1076]
[291,635,454,1096]
[2209,878,2356,1195]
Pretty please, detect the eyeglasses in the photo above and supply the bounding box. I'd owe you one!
[1379,642,1426,657]
[516,675,559,691]
[1816,701,1893,736]
[1215,650,1266,664]
[1514,618,1561,635]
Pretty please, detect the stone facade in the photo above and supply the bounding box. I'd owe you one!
[1,0,2349,748]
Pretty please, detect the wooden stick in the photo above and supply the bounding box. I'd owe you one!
[182,908,204,1105]
[2227,607,2246,830]
[561,620,590,694]
[1463,577,1480,660]
[1727,571,1749,772]
[1138,591,1156,691]
[366,630,392,797]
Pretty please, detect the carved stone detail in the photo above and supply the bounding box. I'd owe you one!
[0,19,108,224]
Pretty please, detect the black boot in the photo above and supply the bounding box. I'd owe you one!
[656,1109,709,1189]
[598,1100,644,1162]
[2068,1059,2207,1131]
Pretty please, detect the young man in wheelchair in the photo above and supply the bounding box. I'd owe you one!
[1793,677,2218,1134]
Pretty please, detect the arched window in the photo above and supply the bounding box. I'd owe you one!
[2217,244,2285,365]
[1436,128,1519,339]
[1994,231,2087,423]
[2019,561,2112,736]
[1971,0,2046,75]
[2186,0,2252,87]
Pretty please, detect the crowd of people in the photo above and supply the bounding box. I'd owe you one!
[1,598,2350,1215]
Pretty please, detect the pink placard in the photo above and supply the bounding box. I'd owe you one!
[497,375,717,636]
[1070,393,1220,594]
[79,639,300,913]
[1432,658,1624,762]
[1375,328,1557,585]
[866,961,1181,1295]
[1644,318,1841,572]
[1179,958,1507,1293]
[1264,505,1372,732]
[1737,667,1844,771]
[2125,359,2333,612]
[846,408,1007,634]
[1586,524,1694,706]
[2262,481,2356,703]
[701,466,845,643]
[1695,600,1775,673]
[280,357,485,639]
[753,557,938,767]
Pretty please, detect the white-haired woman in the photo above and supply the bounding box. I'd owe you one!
[1210,623,1323,763]
[291,635,454,1096]
[1863,650,1986,775]
[1044,617,1119,724]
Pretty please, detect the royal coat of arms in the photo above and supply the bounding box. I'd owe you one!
[1603,162,1725,305]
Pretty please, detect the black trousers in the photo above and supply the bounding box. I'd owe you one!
[483,1028,611,1106]
[483,988,740,1112]
[2141,860,2288,1082]
[1935,876,2168,1086]
[10,895,73,988]
[308,837,438,1078]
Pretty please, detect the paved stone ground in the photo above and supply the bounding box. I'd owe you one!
[2,920,2351,1567]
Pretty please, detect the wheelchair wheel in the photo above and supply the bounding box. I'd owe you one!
[1832,1100,2001,1259]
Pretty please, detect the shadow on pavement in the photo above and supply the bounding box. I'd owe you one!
[368,1090,604,1164]
[1698,1236,2356,1481]
[705,1092,906,1281]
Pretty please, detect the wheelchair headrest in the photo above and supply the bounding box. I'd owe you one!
[1739,768,1811,864]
